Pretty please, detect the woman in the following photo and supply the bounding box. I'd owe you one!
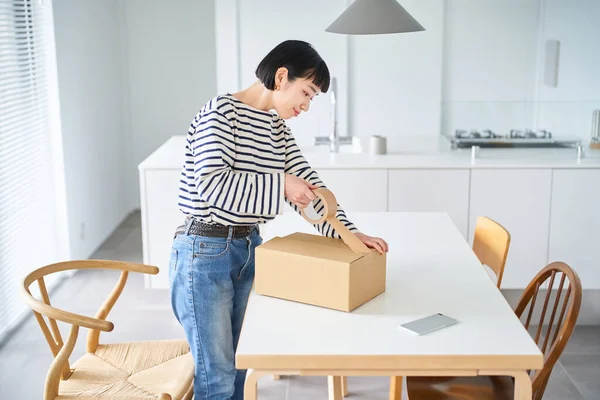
[169,39,388,399]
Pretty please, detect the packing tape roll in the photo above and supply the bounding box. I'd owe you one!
[301,188,371,254]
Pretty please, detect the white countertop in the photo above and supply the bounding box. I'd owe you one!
[138,135,600,170]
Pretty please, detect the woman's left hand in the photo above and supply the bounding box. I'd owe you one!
[354,233,388,254]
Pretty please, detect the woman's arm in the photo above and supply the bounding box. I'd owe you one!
[283,127,358,238]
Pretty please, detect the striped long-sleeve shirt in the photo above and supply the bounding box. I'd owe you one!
[178,93,358,238]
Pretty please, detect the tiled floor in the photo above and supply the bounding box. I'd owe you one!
[1,211,599,399]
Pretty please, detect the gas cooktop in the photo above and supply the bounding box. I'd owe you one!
[444,129,581,149]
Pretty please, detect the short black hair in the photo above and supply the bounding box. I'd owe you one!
[255,40,331,93]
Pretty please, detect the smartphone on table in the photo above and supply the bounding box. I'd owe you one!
[398,313,459,335]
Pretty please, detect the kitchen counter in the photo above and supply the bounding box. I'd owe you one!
[139,135,600,171]
[139,134,600,292]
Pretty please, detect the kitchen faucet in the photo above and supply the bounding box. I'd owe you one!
[314,76,353,152]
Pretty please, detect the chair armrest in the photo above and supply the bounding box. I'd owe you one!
[75,260,159,275]
[20,287,114,331]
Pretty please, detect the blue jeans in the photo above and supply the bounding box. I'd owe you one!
[168,225,262,400]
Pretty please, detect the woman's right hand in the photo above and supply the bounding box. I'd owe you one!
[284,174,318,209]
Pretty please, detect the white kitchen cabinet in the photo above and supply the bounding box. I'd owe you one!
[140,169,182,289]
[548,169,600,289]
[388,169,470,238]
[139,136,600,292]
[316,169,388,212]
[468,169,553,288]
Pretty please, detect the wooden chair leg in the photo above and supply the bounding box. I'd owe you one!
[272,374,280,380]
[389,376,403,400]
[342,375,348,396]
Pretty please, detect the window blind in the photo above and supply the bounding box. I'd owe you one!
[0,0,68,342]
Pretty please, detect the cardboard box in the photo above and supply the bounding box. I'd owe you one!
[255,188,387,312]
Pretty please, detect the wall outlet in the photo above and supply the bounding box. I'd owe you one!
[80,222,86,241]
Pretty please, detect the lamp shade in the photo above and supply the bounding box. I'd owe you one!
[326,0,425,35]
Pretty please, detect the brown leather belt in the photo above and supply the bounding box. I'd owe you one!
[174,218,257,239]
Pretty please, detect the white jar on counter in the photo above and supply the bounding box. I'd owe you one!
[369,135,387,155]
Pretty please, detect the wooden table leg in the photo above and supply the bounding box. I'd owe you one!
[245,369,270,400]
[272,374,280,380]
[328,376,343,400]
[342,376,348,397]
[512,370,533,400]
[480,369,532,400]
[389,376,402,400]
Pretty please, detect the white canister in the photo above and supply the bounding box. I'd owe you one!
[369,135,387,155]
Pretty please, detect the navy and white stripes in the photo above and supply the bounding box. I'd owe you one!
[178,94,358,238]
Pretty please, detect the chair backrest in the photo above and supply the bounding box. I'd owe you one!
[472,216,511,287]
[20,260,158,400]
[513,261,582,400]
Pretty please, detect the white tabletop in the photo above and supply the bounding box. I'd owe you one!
[236,212,543,371]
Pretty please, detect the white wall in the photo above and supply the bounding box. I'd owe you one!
[53,0,217,259]
[216,0,445,143]
[442,0,540,135]
[349,0,444,138]
[123,0,216,209]
[238,0,349,145]
[442,0,600,139]
[533,0,600,140]
[53,0,131,260]
[216,0,600,145]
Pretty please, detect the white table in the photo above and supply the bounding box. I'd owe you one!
[236,212,543,400]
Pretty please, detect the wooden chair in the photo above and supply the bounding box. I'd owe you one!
[20,260,194,400]
[472,216,511,288]
[404,261,582,400]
